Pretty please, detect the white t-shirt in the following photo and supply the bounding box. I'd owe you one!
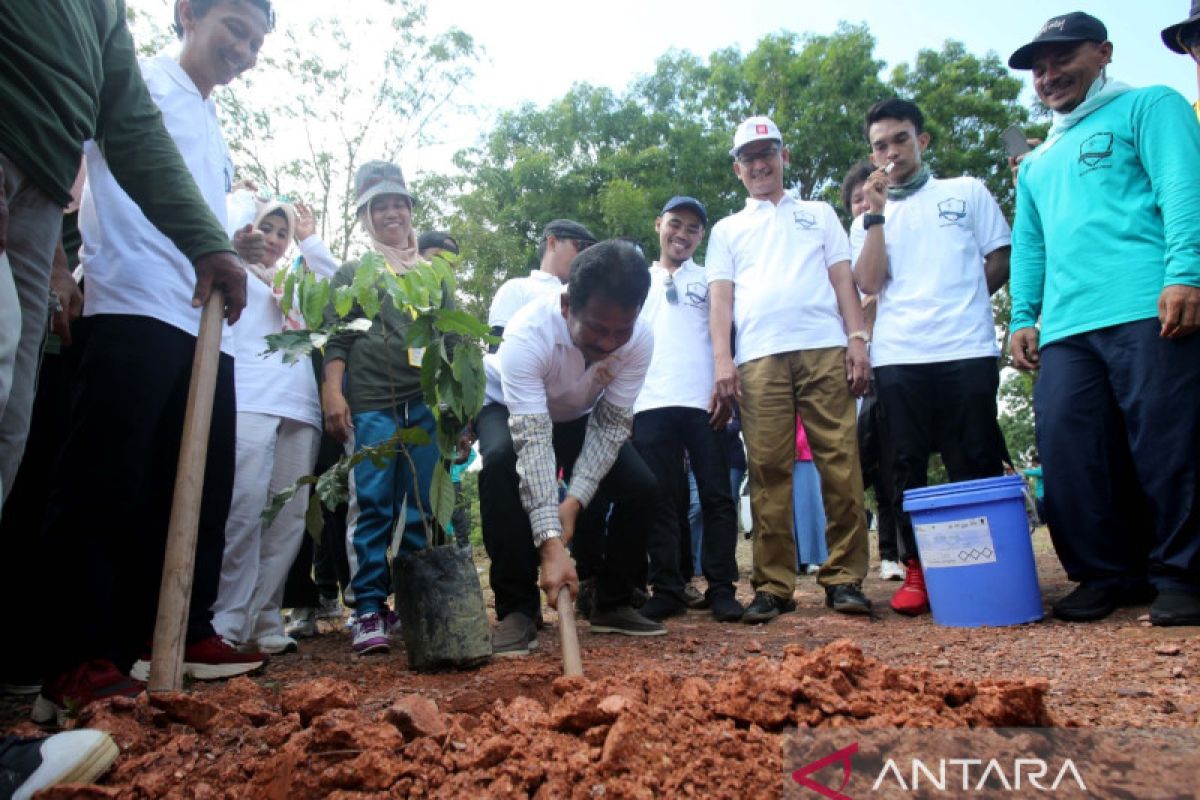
[231,237,339,429]
[80,55,235,352]
[706,195,851,365]
[634,259,714,414]
[487,270,564,329]
[483,293,653,422]
[849,177,1010,367]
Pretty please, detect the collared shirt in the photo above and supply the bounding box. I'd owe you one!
[849,176,1010,367]
[635,259,715,414]
[483,293,652,422]
[80,54,235,351]
[487,269,564,330]
[706,194,851,365]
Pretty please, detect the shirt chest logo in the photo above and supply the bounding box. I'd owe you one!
[1078,132,1114,173]
[937,198,968,226]
[793,210,817,230]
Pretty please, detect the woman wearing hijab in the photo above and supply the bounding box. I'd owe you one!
[321,161,441,655]
[212,197,339,654]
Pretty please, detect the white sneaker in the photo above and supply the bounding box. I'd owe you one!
[879,559,906,581]
[256,634,298,655]
[9,730,120,800]
[284,608,317,639]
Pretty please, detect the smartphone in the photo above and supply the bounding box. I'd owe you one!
[1002,125,1032,158]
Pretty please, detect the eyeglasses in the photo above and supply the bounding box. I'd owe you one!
[664,274,679,305]
[735,144,781,165]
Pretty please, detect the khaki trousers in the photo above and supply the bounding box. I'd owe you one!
[739,347,868,598]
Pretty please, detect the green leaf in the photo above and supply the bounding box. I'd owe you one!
[301,276,330,330]
[419,340,440,406]
[280,269,298,316]
[398,426,432,446]
[429,465,455,529]
[334,284,355,318]
[434,308,489,336]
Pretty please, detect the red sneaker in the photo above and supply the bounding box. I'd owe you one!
[890,559,931,616]
[130,636,266,682]
[32,659,143,726]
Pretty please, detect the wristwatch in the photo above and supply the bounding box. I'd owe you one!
[848,330,871,344]
[863,213,885,230]
[533,528,563,549]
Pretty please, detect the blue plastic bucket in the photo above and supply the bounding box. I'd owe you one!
[903,476,1043,627]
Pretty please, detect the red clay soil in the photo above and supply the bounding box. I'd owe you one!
[21,640,1049,799]
[4,533,1199,797]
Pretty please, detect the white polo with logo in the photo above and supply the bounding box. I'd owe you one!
[848,176,1010,367]
[487,270,564,330]
[483,292,653,422]
[706,195,851,365]
[635,259,714,414]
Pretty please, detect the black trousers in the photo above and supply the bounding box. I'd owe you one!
[856,392,900,562]
[0,320,89,681]
[42,315,235,675]
[283,433,351,608]
[477,402,656,621]
[1036,318,1200,592]
[874,356,1007,562]
[630,407,738,602]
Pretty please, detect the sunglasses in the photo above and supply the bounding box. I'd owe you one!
[664,274,679,305]
[735,144,781,165]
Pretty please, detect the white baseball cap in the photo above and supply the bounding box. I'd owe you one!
[729,115,782,157]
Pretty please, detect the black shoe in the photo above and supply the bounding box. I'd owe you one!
[825,583,872,615]
[589,605,667,636]
[1150,590,1200,627]
[1052,582,1155,622]
[683,583,709,609]
[742,591,796,624]
[709,591,745,622]
[641,594,688,621]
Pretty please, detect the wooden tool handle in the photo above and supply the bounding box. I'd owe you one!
[148,291,224,692]
[556,586,583,677]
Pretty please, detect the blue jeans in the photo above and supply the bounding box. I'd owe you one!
[793,459,828,567]
[344,403,438,615]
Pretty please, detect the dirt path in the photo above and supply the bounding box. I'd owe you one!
[3,529,1197,797]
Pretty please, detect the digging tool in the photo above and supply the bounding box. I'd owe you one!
[148,291,224,692]
[556,587,583,677]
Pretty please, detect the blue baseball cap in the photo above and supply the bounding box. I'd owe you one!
[660,196,708,228]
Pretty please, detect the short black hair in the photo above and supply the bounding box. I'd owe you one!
[864,98,925,140]
[568,240,650,314]
[174,0,276,39]
[840,160,875,214]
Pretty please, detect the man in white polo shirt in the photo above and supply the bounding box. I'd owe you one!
[478,240,662,656]
[35,0,272,723]
[851,98,1011,617]
[708,115,873,623]
[626,196,743,623]
[487,219,596,343]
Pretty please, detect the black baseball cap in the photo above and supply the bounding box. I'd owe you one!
[1162,0,1200,53]
[1008,12,1108,70]
[660,196,708,228]
[541,219,597,245]
[417,230,459,255]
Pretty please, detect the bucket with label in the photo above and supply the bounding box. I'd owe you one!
[902,475,1043,627]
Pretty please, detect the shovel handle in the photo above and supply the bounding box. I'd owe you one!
[556,586,583,677]
[148,291,224,692]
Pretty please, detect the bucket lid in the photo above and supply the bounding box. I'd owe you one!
[903,475,1027,514]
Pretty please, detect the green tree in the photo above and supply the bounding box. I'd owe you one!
[216,0,479,261]
[998,370,1037,465]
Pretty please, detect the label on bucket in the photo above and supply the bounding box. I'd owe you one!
[914,516,997,568]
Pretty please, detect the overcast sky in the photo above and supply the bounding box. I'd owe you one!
[130,0,1196,177]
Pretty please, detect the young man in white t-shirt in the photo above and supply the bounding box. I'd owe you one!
[851,98,1012,617]
[708,116,873,623]
[486,219,596,343]
[625,196,743,623]
[35,0,273,723]
[478,240,662,656]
